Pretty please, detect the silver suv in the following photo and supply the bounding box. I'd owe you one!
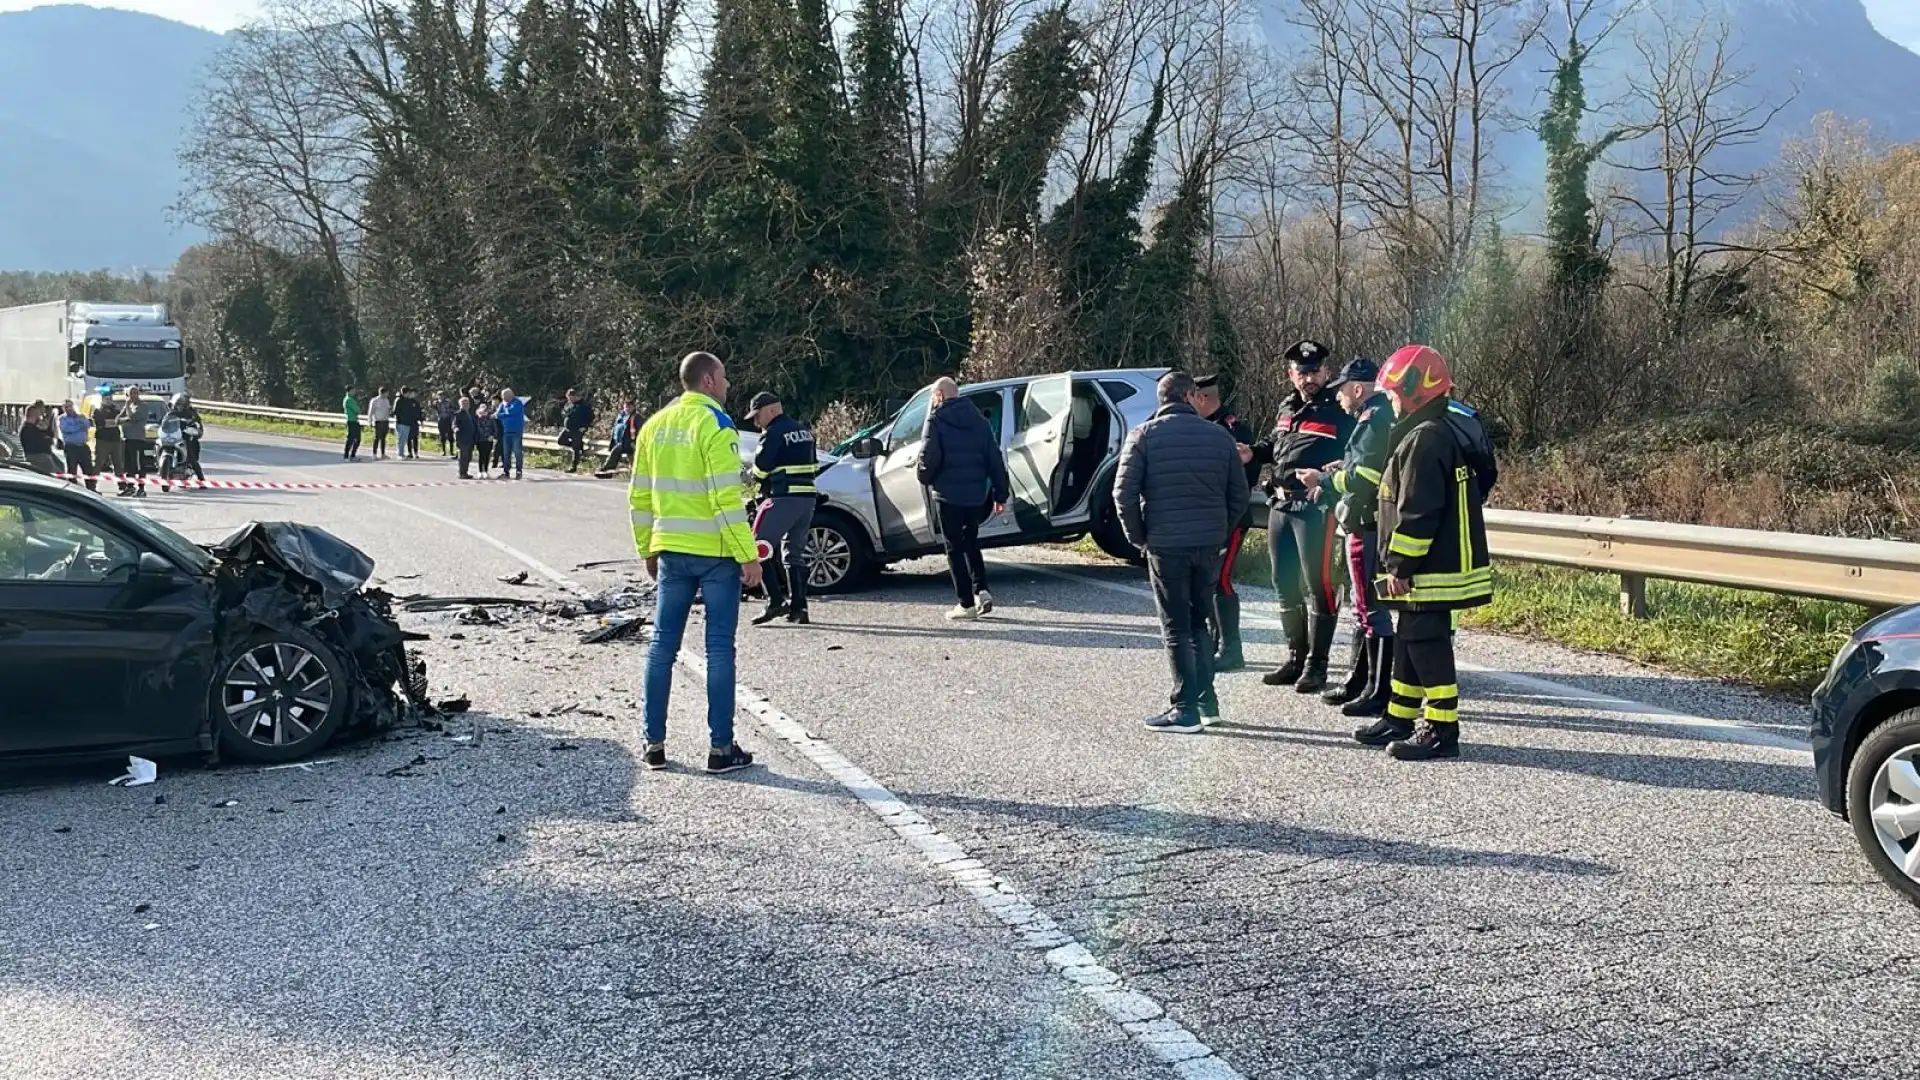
[787,369,1169,592]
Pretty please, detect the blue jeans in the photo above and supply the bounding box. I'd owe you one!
[643,553,742,748]
[499,431,524,474]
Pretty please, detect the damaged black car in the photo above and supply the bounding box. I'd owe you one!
[0,465,427,765]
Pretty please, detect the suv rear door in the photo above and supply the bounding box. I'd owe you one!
[1006,374,1074,528]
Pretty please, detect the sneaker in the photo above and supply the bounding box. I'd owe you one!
[1353,716,1414,747]
[945,604,980,621]
[706,743,757,773]
[643,743,667,770]
[975,590,995,615]
[1144,708,1204,734]
[1198,693,1222,727]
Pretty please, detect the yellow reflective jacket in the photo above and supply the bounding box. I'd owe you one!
[629,391,756,562]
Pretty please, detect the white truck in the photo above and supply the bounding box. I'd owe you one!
[0,301,195,465]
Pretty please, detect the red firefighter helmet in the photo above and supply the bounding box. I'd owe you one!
[1377,344,1453,415]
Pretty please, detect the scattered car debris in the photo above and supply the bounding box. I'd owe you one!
[52,826,71,834]
[457,605,495,626]
[435,696,472,714]
[498,570,530,585]
[134,903,151,914]
[212,799,239,809]
[581,613,648,644]
[403,596,541,612]
[109,756,158,787]
[550,742,580,752]
[552,703,581,716]
[383,754,431,778]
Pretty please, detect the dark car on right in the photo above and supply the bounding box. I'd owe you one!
[1812,603,1920,906]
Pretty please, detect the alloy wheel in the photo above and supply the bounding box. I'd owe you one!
[223,641,335,748]
[1869,745,1920,885]
[807,524,852,590]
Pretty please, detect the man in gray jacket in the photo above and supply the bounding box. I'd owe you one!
[1115,371,1251,732]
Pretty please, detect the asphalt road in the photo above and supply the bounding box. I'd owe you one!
[1,426,1912,1080]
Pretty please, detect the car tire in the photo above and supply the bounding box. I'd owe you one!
[1091,488,1145,565]
[806,510,874,595]
[1846,707,1920,908]
[212,627,353,764]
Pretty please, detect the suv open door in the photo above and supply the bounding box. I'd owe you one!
[1007,374,1074,523]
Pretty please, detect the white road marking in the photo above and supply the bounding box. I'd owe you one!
[992,556,1814,756]
[208,440,1248,1080]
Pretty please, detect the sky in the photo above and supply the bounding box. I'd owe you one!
[0,0,1916,46]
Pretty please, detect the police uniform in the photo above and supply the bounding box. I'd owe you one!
[1313,358,1395,717]
[747,392,820,625]
[1359,345,1495,762]
[1194,374,1257,672]
[1248,340,1355,692]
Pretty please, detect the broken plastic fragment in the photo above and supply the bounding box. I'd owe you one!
[109,757,158,787]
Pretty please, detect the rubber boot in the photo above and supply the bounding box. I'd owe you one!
[785,572,810,625]
[1321,628,1369,705]
[751,559,789,625]
[1262,607,1308,686]
[1342,635,1393,717]
[1293,615,1338,694]
[1213,593,1245,672]
[1388,721,1461,761]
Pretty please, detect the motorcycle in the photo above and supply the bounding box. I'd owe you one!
[156,416,204,493]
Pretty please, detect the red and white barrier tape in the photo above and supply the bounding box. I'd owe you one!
[46,472,604,491]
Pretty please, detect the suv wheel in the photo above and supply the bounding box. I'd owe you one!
[806,511,874,595]
[1848,707,1920,907]
[1090,490,1145,565]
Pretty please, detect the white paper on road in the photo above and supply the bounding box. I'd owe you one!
[108,756,158,787]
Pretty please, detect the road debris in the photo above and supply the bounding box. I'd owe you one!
[109,756,158,787]
[498,570,530,585]
[580,613,648,644]
[435,696,472,714]
[212,799,239,809]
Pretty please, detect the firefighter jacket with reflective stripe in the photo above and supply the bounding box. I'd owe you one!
[1376,396,1493,611]
[1206,405,1258,527]
[630,391,757,563]
[752,413,818,498]
[1249,386,1353,512]
[1326,391,1393,533]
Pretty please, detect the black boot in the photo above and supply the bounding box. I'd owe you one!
[785,572,809,625]
[1263,651,1305,686]
[1294,615,1338,694]
[1213,593,1245,672]
[1353,713,1414,746]
[1388,721,1461,761]
[1321,628,1369,705]
[751,559,788,625]
[1342,635,1394,717]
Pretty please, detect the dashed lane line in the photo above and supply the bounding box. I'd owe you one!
[208,445,1248,1080]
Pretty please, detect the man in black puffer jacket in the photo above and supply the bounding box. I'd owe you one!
[1114,371,1251,733]
[918,377,1010,620]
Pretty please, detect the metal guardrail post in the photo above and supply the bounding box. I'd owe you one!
[1619,574,1648,619]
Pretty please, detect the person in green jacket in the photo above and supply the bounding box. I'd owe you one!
[342,389,362,460]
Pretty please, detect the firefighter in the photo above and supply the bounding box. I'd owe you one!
[1190,374,1257,672]
[1361,344,1495,761]
[747,391,819,626]
[1245,340,1355,693]
[1294,357,1395,718]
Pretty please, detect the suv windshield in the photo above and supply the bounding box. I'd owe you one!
[87,345,185,379]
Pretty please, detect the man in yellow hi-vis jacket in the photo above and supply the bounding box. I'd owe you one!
[632,351,764,774]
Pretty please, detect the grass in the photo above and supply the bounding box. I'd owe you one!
[202,411,579,471]
[1067,526,1860,693]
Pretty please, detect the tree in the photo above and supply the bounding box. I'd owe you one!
[1539,0,1638,298]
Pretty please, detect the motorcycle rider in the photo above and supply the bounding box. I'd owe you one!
[160,392,206,488]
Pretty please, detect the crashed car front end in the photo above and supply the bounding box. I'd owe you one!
[205,521,430,753]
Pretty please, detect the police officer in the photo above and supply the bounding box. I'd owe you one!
[1190,374,1257,672]
[1295,358,1394,717]
[1363,344,1495,762]
[1246,340,1355,693]
[747,391,819,626]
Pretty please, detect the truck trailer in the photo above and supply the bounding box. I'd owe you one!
[0,301,195,466]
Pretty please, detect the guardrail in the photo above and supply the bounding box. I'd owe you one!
[198,399,1918,615]
[197,399,598,455]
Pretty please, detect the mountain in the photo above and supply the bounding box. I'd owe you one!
[0,5,222,272]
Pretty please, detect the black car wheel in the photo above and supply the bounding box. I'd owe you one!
[214,628,351,764]
[1847,708,1920,907]
[806,511,873,594]
[1091,489,1145,565]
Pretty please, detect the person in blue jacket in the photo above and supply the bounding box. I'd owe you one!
[494,388,526,479]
